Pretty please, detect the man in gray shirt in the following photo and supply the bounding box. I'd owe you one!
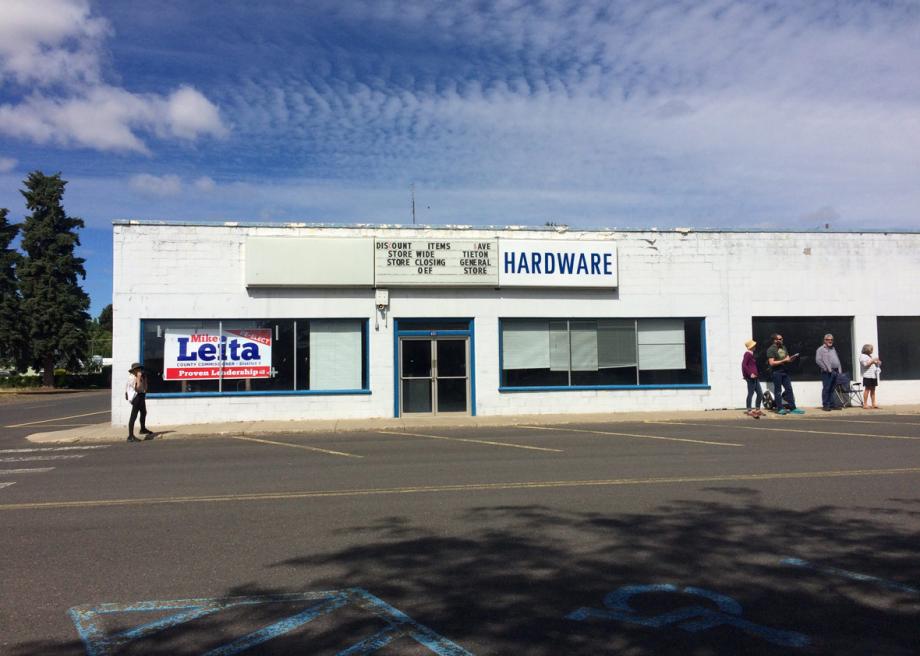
[816,333,842,411]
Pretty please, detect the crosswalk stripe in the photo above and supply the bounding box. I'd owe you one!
[0,446,109,454]
[0,468,55,475]
[0,455,85,462]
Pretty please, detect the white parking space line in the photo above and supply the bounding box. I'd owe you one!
[802,417,920,427]
[0,482,14,490]
[518,425,743,447]
[3,410,109,428]
[227,435,363,458]
[0,468,55,475]
[0,446,109,454]
[0,455,85,462]
[645,420,920,441]
[378,430,564,452]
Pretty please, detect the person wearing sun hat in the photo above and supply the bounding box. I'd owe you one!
[125,362,152,442]
[741,339,763,417]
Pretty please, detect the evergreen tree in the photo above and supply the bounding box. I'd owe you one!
[0,208,27,370]
[88,304,113,361]
[98,303,113,332]
[18,172,91,386]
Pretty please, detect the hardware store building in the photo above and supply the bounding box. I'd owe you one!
[111,222,920,426]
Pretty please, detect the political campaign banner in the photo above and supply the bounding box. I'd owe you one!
[163,327,272,380]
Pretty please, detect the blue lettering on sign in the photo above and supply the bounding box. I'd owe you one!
[567,584,809,648]
[532,252,542,273]
[503,250,614,277]
[69,589,473,656]
[517,252,530,273]
[558,252,575,274]
[176,337,261,362]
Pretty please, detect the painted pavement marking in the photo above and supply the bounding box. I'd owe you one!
[0,467,55,475]
[4,466,920,512]
[568,584,808,648]
[4,410,110,428]
[0,445,109,454]
[801,417,920,428]
[226,435,362,458]
[69,589,472,656]
[378,430,564,452]
[0,481,14,490]
[0,454,85,462]
[782,557,919,595]
[10,423,103,428]
[644,420,920,441]
[519,424,743,447]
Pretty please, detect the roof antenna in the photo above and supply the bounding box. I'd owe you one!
[411,183,416,225]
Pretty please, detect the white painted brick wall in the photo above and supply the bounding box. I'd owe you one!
[112,224,920,426]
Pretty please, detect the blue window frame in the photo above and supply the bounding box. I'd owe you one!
[499,317,708,391]
[139,318,370,398]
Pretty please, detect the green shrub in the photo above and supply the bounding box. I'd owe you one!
[0,366,111,389]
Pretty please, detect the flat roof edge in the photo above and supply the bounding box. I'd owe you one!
[111,219,920,235]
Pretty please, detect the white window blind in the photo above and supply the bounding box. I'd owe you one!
[309,319,362,390]
[598,319,637,368]
[502,320,550,370]
[638,319,686,370]
[570,321,599,371]
[549,320,570,371]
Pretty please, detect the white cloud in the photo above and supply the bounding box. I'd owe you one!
[193,176,217,192]
[129,174,183,197]
[0,0,108,87]
[163,87,229,141]
[0,0,227,152]
[0,85,227,153]
[219,0,920,227]
[0,157,16,173]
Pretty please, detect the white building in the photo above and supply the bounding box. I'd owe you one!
[112,221,920,426]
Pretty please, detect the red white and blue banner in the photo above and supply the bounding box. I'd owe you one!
[163,328,272,380]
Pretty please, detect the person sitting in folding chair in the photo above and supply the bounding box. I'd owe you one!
[815,333,843,411]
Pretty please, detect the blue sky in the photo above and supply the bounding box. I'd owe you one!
[1,0,919,316]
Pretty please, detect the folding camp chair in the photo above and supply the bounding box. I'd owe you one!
[833,373,864,408]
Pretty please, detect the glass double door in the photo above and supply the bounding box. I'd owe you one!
[400,337,469,415]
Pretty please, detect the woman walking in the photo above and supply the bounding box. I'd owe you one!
[742,339,763,417]
[125,362,153,441]
[859,344,882,409]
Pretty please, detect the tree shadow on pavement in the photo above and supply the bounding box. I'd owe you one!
[274,488,920,655]
[10,487,920,655]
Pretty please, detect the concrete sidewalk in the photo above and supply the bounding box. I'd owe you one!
[26,405,920,444]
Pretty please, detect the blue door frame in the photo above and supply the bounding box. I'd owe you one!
[393,318,476,417]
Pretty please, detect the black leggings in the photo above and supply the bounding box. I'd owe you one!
[129,393,147,436]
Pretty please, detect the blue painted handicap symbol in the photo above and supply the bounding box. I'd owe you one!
[567,584,809,648]
[69,588,473,655]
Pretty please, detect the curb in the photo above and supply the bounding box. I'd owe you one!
[26,406,920,444]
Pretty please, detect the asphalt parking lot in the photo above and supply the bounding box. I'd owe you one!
[2,409,919,655]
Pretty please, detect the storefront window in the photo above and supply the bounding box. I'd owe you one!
[876,317,920,380]
[751,317,853,382]
[140,319,367,395]
[500,318,705,388]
